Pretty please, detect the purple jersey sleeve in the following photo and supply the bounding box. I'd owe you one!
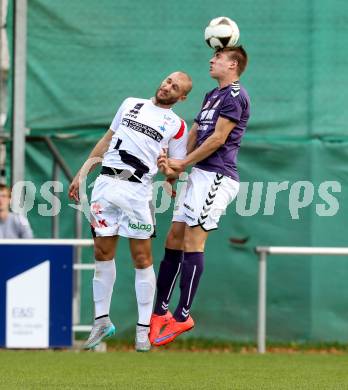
[219,93,242,124]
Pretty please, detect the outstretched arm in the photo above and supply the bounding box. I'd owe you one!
[168,117,236,172]
[68,129,113,201]
[186,122,198,153]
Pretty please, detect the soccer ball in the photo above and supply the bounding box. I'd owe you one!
[204,17,240,49]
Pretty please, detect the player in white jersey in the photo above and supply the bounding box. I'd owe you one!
[68,71,192,351]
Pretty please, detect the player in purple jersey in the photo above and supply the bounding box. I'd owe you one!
[150,46,250,346]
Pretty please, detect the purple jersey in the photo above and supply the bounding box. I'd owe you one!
[194,81,250,181]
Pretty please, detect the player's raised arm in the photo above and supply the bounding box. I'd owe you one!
[68,128,113,202]
[69,97,130,202]
[169,117,236,172]
[186,122,198,154]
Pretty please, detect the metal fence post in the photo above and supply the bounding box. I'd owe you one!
[52,161,60,238]
[257,250,267,353]
[11,0,27,186]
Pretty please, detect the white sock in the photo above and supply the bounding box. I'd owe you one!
[93,259,116,319]
[135,265,156,325]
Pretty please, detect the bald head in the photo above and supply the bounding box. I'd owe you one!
[155,71,193,107]
[169,71,193,95]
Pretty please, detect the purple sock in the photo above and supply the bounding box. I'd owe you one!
[154,248,183,315]
[173,252,204,322]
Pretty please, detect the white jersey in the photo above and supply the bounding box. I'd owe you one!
[102,97,188,182]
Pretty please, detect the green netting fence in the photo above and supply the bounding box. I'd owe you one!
[3,0,348,342]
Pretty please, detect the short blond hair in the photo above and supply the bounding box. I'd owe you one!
[217,45,248,76]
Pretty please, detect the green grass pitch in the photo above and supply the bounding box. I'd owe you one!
[1,350,348,389]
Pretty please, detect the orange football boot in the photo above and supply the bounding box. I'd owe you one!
[149,311,172,344]
[152,315,194,346]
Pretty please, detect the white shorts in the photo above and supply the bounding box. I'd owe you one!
[90,174,154,239]
[172,167,240,231]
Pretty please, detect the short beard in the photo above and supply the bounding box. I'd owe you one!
[154,88,178,106]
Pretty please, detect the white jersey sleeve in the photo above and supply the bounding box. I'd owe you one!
[168,119,188,160]
[110,98,129,132]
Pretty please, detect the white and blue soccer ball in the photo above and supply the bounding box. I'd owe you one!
[204,16,240,49]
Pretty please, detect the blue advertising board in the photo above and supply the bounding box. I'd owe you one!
[0,244,73,348]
